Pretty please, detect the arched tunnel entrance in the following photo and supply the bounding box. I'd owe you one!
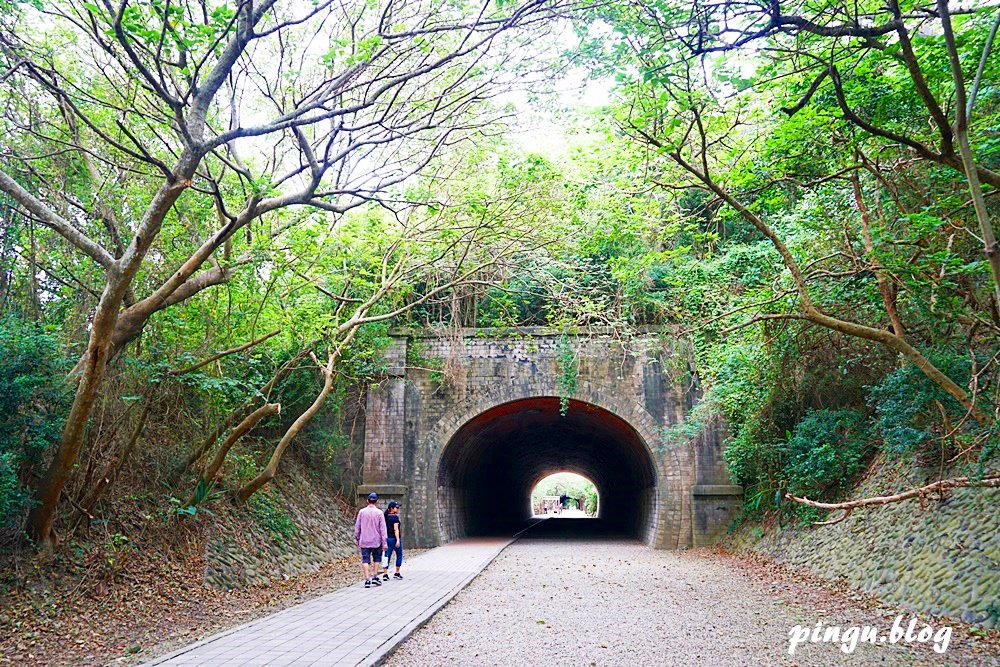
[436,397,658,543]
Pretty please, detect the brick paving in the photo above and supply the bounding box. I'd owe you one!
[142,537,512,667]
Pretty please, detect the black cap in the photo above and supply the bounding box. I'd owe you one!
[367,492,379,502]
[388,500,400,509]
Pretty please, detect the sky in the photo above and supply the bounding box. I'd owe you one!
[500,19,616,158]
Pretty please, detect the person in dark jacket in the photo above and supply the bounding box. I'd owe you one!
[381,500,404,580]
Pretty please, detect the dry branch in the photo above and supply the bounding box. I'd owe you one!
[785,475,1000,526]
[76,399,153,521]
[171,329,281,376]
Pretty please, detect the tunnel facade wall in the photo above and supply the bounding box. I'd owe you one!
[358,328,741,549]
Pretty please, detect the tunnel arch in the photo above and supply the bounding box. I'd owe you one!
[362,332,741,551]
[432,396,661,543]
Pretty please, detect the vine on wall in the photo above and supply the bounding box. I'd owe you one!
[555,335,579,416]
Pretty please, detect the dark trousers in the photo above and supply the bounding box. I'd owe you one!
[385,538,403,567]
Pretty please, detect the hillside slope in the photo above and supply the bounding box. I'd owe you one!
[726,457,999,631]
[0,460,358,667]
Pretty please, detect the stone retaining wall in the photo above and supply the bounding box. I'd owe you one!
[726,459,1000,629]
[204,466,357,590]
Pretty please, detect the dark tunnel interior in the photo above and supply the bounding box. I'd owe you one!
[436,397,658,543]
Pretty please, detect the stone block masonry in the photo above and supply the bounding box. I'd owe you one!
[358,327,742,549]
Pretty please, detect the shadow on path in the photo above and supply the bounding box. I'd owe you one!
[517,517,630,542]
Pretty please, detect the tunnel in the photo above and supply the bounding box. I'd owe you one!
[436,397,658,543]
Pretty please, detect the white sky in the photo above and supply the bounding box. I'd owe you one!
[501,19,616,159]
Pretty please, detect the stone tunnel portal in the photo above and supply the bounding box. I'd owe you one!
[436,397,658,543]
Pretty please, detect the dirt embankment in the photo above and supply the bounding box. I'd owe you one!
[1,461,361,667]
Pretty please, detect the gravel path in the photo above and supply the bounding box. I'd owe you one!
[385,522,997,667]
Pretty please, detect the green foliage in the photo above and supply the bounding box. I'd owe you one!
[869,352,995,462]
[303,429,352,481]
[870,363,952,457]
[727,407,871,521]
[555,335,579,416]
[717,323,891,516]
[783,409,872,498]
[657,394,717,452]
[338,323,392,380]
[575,0,1000,523]
[101,532,133,577]
[476,276,549,327]
[175,477,224,518]
[227,452,261,487]
[248,488,298,545]
[0,316,70,530]
[0,0,996,555]
[531,472,598,515]
[405,337,445,385]
[0,452,22,527]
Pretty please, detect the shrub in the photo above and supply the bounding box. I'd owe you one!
[782,408,871,498]
[0,451,23,525]
[868,352,986,459]
[0,316,70,533]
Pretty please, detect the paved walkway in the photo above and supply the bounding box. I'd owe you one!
[142,537,513,667]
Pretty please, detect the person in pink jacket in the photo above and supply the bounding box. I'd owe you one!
[355,492,388,588]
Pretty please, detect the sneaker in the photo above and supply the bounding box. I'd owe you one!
[393,573,403,580]
[364,580,371,588]
[371,577,381,586]
[382,573,390,581]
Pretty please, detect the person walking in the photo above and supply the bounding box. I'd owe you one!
[355,492,387,589]
[381,500,404,581]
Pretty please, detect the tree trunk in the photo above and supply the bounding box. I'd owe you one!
[235,327,361,503]
[786,475,1000,513]
[173,346,311,482]
[669,150,991,426]
[937,0,1000,305]
[850,170,905,338]
[27,219,39,320]
[28,278,127,547]
[804,308,990,425]
[237,365,335,503]
[28,176,192,548]
[955,131,1000,305]
[197,403,280,496]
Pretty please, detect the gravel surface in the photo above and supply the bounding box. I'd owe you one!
[385,522,997,667]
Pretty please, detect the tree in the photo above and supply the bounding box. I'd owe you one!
[578,0,999,511]
[662,0,1000,299]
[585,0,997,423]
[235,185,552,500]
[0,0,567,547]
